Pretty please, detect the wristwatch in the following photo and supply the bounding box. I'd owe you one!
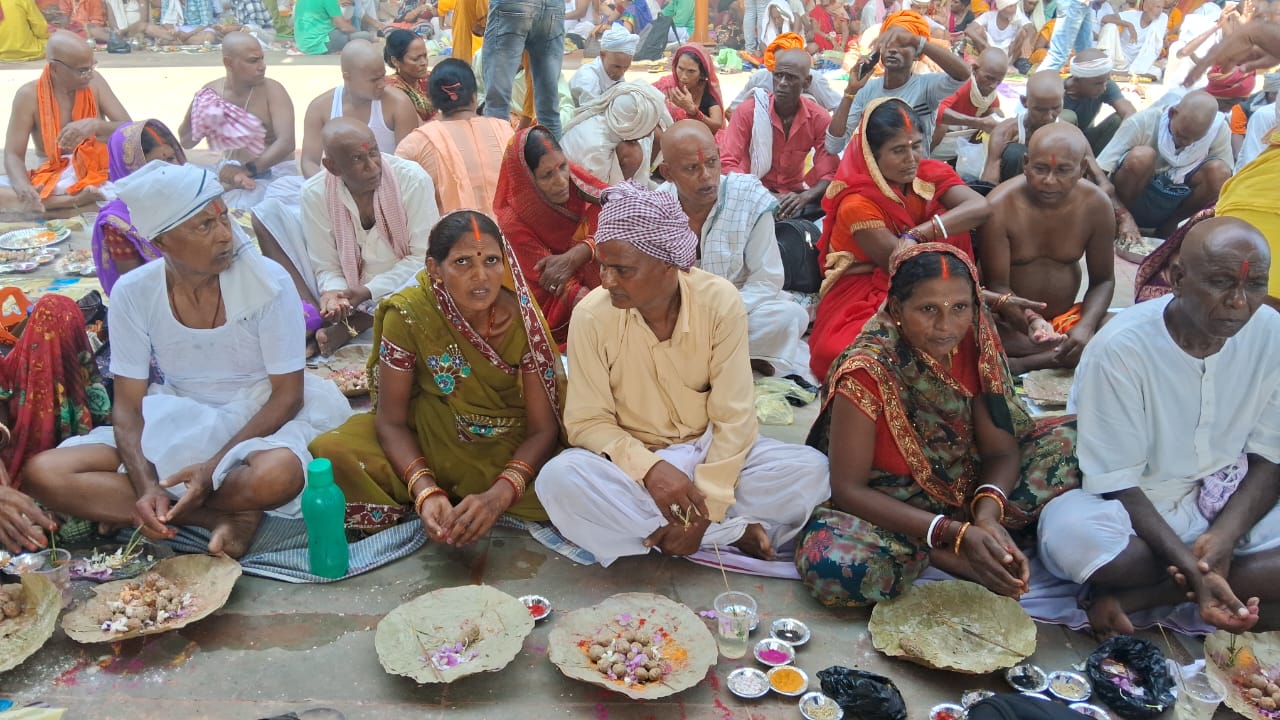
[245,161,259,177]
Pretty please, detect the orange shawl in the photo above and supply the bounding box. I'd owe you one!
[29,66,109,200]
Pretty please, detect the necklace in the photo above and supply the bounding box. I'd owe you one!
[169,280,223,329]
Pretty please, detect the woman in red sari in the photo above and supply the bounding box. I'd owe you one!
[809,97,990,381]
[650,44,726,134]
[494,125,608,345]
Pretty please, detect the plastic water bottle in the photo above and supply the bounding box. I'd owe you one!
[302,458,349,579]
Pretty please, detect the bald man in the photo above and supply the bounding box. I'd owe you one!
[1,31,129,215]
[1098,90,1232,237]
[658,119,814,382]
[178,31,297,207]
[1039,217,1280,638]
[299,39,417,178]
[720,48,838,220]
[980,124,1116,374]
[932,47,1008,161]
[295,118,438,355]
[983,70,1065,184]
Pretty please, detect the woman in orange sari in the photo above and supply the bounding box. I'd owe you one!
[808,97,989,381]
[494,125,607,345]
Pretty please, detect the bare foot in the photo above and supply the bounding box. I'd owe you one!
[314,324,353,357]
[206,510,262,558]
[732,523,776,561]
[1086,594,1136,639]
[305,337,319,360]
[1025,311,1066,344]
[750,359,775,377]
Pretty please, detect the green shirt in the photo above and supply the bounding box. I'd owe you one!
[294,0,341,54]
[660,0,693,31]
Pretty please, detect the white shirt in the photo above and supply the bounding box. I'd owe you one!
[1237,102,1278,172]
[569,59,620,107]
[299,153,438,299]
[975,9,1030,52]
[1069,295,1280,508]
[1096,104,1233,175]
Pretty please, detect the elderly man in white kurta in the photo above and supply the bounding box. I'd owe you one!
[1037,217,1280,637]
[561,82,672,187]
[658,120,813,380]
[535,183,829,567]
[297,118,438,355]
[568,26,637,106]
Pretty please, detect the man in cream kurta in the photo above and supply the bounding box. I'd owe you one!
[536,183,829,567]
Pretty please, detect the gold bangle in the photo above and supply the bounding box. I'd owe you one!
[499,468,527,496]
[406,467,435,495]
[400,456,427,483]
[506,459,535,481]
[498,473,524,503]
[952,522,971,555]
[413,486,447,515]
[992,291,1014,312]
[970,492,1006,524]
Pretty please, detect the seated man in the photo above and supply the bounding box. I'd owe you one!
[568,25,636,106]
[1,31,129,214]
[1095,0,1170,81]
[22,161,352,558]
[293,0,361,54]
[278,119,438,356]
[535,183,830,566]
[0,0,49,62]
[300,39,418,178]
[1234,73,1279,171]
[1061,50,1137,156]
[1098,90,1231,237]
[979,124,1116,374]
[560,81,671,186]
[62,0,111,43]
[1038,217,1280,636]
[720,39,838,220]
[727,67,844,115]
[931,47,1007,162]
[178,31,298,209]
[659,119,813,381]
[965,0,1035,69]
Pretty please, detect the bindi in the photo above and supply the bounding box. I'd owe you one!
[1240,258,1251,282]
[360,142,372,151]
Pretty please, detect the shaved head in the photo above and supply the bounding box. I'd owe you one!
[1027,69,1066,102]
[221,31,266,86]
[659,119,722,209]
[46,30,92,65]
[341,39,384,74]
[1027,122,1089,162]
[1171,217,1271,342]
[322,116,376,151]
[977,47,1009,74]
[974,48,1009,95]
[221,31,260,57]
[1023,123,1088,202]
[1169,90,1221,146]
[321,117,383,193]
[1180,217,1270,273]
[341,39,389,100]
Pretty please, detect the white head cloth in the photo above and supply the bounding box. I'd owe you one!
[995,0,1019,10]
[115,160,224,240]
[1264,72,1280,94]
[1070,53,1114,78]
[564,81,673,140]
[599,26,639,55]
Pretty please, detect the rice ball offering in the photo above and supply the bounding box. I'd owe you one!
[585,624,670,686]
[98,572,193,633]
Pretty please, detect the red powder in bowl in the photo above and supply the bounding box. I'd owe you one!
[529,603,548,619]
[759,648,790,664]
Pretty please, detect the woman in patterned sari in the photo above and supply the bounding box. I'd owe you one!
[384,29,435,123]
[309,211,565,544]
[493,125,606,345]
[795,243,1079,607]
[651,44,726,133]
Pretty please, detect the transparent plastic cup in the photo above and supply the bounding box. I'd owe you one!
[1167,660,1227,720]
[26,549,72,608]
[714,591,757,660]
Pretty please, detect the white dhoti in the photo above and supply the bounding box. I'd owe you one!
[747,295,812,380]
[251,195,320,300]
[220,161,304,211]
[1096,16,1165,78]
[1037,487,1280,585]
[60,375,352,518]
[536,433,830,566]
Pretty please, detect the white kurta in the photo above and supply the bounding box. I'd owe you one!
[560,114,656,186]
[974,9,1030,53]
[61,249,353,518]
[1096,10,1168,77]
[568,59,620,107]
[1237,102,1278,172]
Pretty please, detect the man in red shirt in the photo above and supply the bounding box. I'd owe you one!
[931,46,1008,160]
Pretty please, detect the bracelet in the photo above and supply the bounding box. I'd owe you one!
[974,483,1008,501]
[0,422,10,449]
[932,214,948,240]
[925,513,943,547]
[506,459,535,481]
[900,229,928,243]
[413,485,447,515]
[953,521,971,555]
[496,468,527,502]
[931,516,954,550]
[970,492,1006,524]
[400,456,427,483]
[843,91,857,99]
[406,467,436,494]
[992,291,1014,311]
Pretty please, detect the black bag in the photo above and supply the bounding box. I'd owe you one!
[1085,636,1176,719]
[969,694,1094,720]
[775,218,822,294]
[106,32,132,53]
[633,15,673,61]
[816,666,907,720]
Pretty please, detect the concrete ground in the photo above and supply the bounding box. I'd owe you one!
[0,49,1191,719]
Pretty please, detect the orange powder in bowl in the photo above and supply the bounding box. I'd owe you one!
[770,667,805,694]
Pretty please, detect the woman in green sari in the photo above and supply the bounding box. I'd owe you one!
[309,210,565,545]
[795,243,1080,607]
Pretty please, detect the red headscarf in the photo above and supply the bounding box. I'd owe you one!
[651,44,724,121]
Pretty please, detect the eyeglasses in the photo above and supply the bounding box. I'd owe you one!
[50,58,97,77]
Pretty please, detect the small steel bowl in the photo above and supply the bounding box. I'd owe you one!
[31,253,54,265]
[753,637,796,667]
[799,691,844,720]
[767,665,809,696]
[517,594,551,621]
[1069,703,1111,720]
[961,689,996,709]
[770,617,811,646]
[1006,663,1050,694]
[1047,671,1091,702]
[726,667,770,699]
[930,703,967,720]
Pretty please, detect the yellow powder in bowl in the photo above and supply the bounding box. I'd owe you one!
[771,667,805,694]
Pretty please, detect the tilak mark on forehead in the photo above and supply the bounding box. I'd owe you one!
[696,147,705,163]
[470,215,484,252]
[1241,258,1251,281]
[898,107,914,134]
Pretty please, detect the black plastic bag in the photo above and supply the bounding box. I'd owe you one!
[970,693,1093,720]
[1086,636,1177,719]
[816,666,908,720]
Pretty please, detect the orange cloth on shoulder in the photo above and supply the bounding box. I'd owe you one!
[881,9,932,37]
[1050,303,1083,334]
[28,65,109,200]
[764,31,806,71]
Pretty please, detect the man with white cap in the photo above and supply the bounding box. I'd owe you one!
[568,26,636,106]
[561,81,672,185]
[23,161,352,559]
[1237,73,1280,171]
[1095,0,1171,81]
[966,0,1035,65]
[535,183,830,566]
[1062,49,1137,155]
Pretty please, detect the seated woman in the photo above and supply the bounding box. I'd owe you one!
[395,58,512,217]
[494,125,606,345]
[384,29,435,123]
[22,161,352,558]
[92,119,187,295]
[795,243,1080,607]
[809,97,990,381]
[651,44,726,134]
[309,211,564,543]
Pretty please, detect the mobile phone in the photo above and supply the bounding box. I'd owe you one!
[857,50,881,80]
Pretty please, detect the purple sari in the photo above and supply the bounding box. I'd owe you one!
[92,120,185,295]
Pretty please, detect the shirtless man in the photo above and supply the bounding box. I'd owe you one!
[2,31,130,215]
[300,39,417,178]
[980,124,1116,374]
[178,31,296,194]
[985,70,1142,244]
